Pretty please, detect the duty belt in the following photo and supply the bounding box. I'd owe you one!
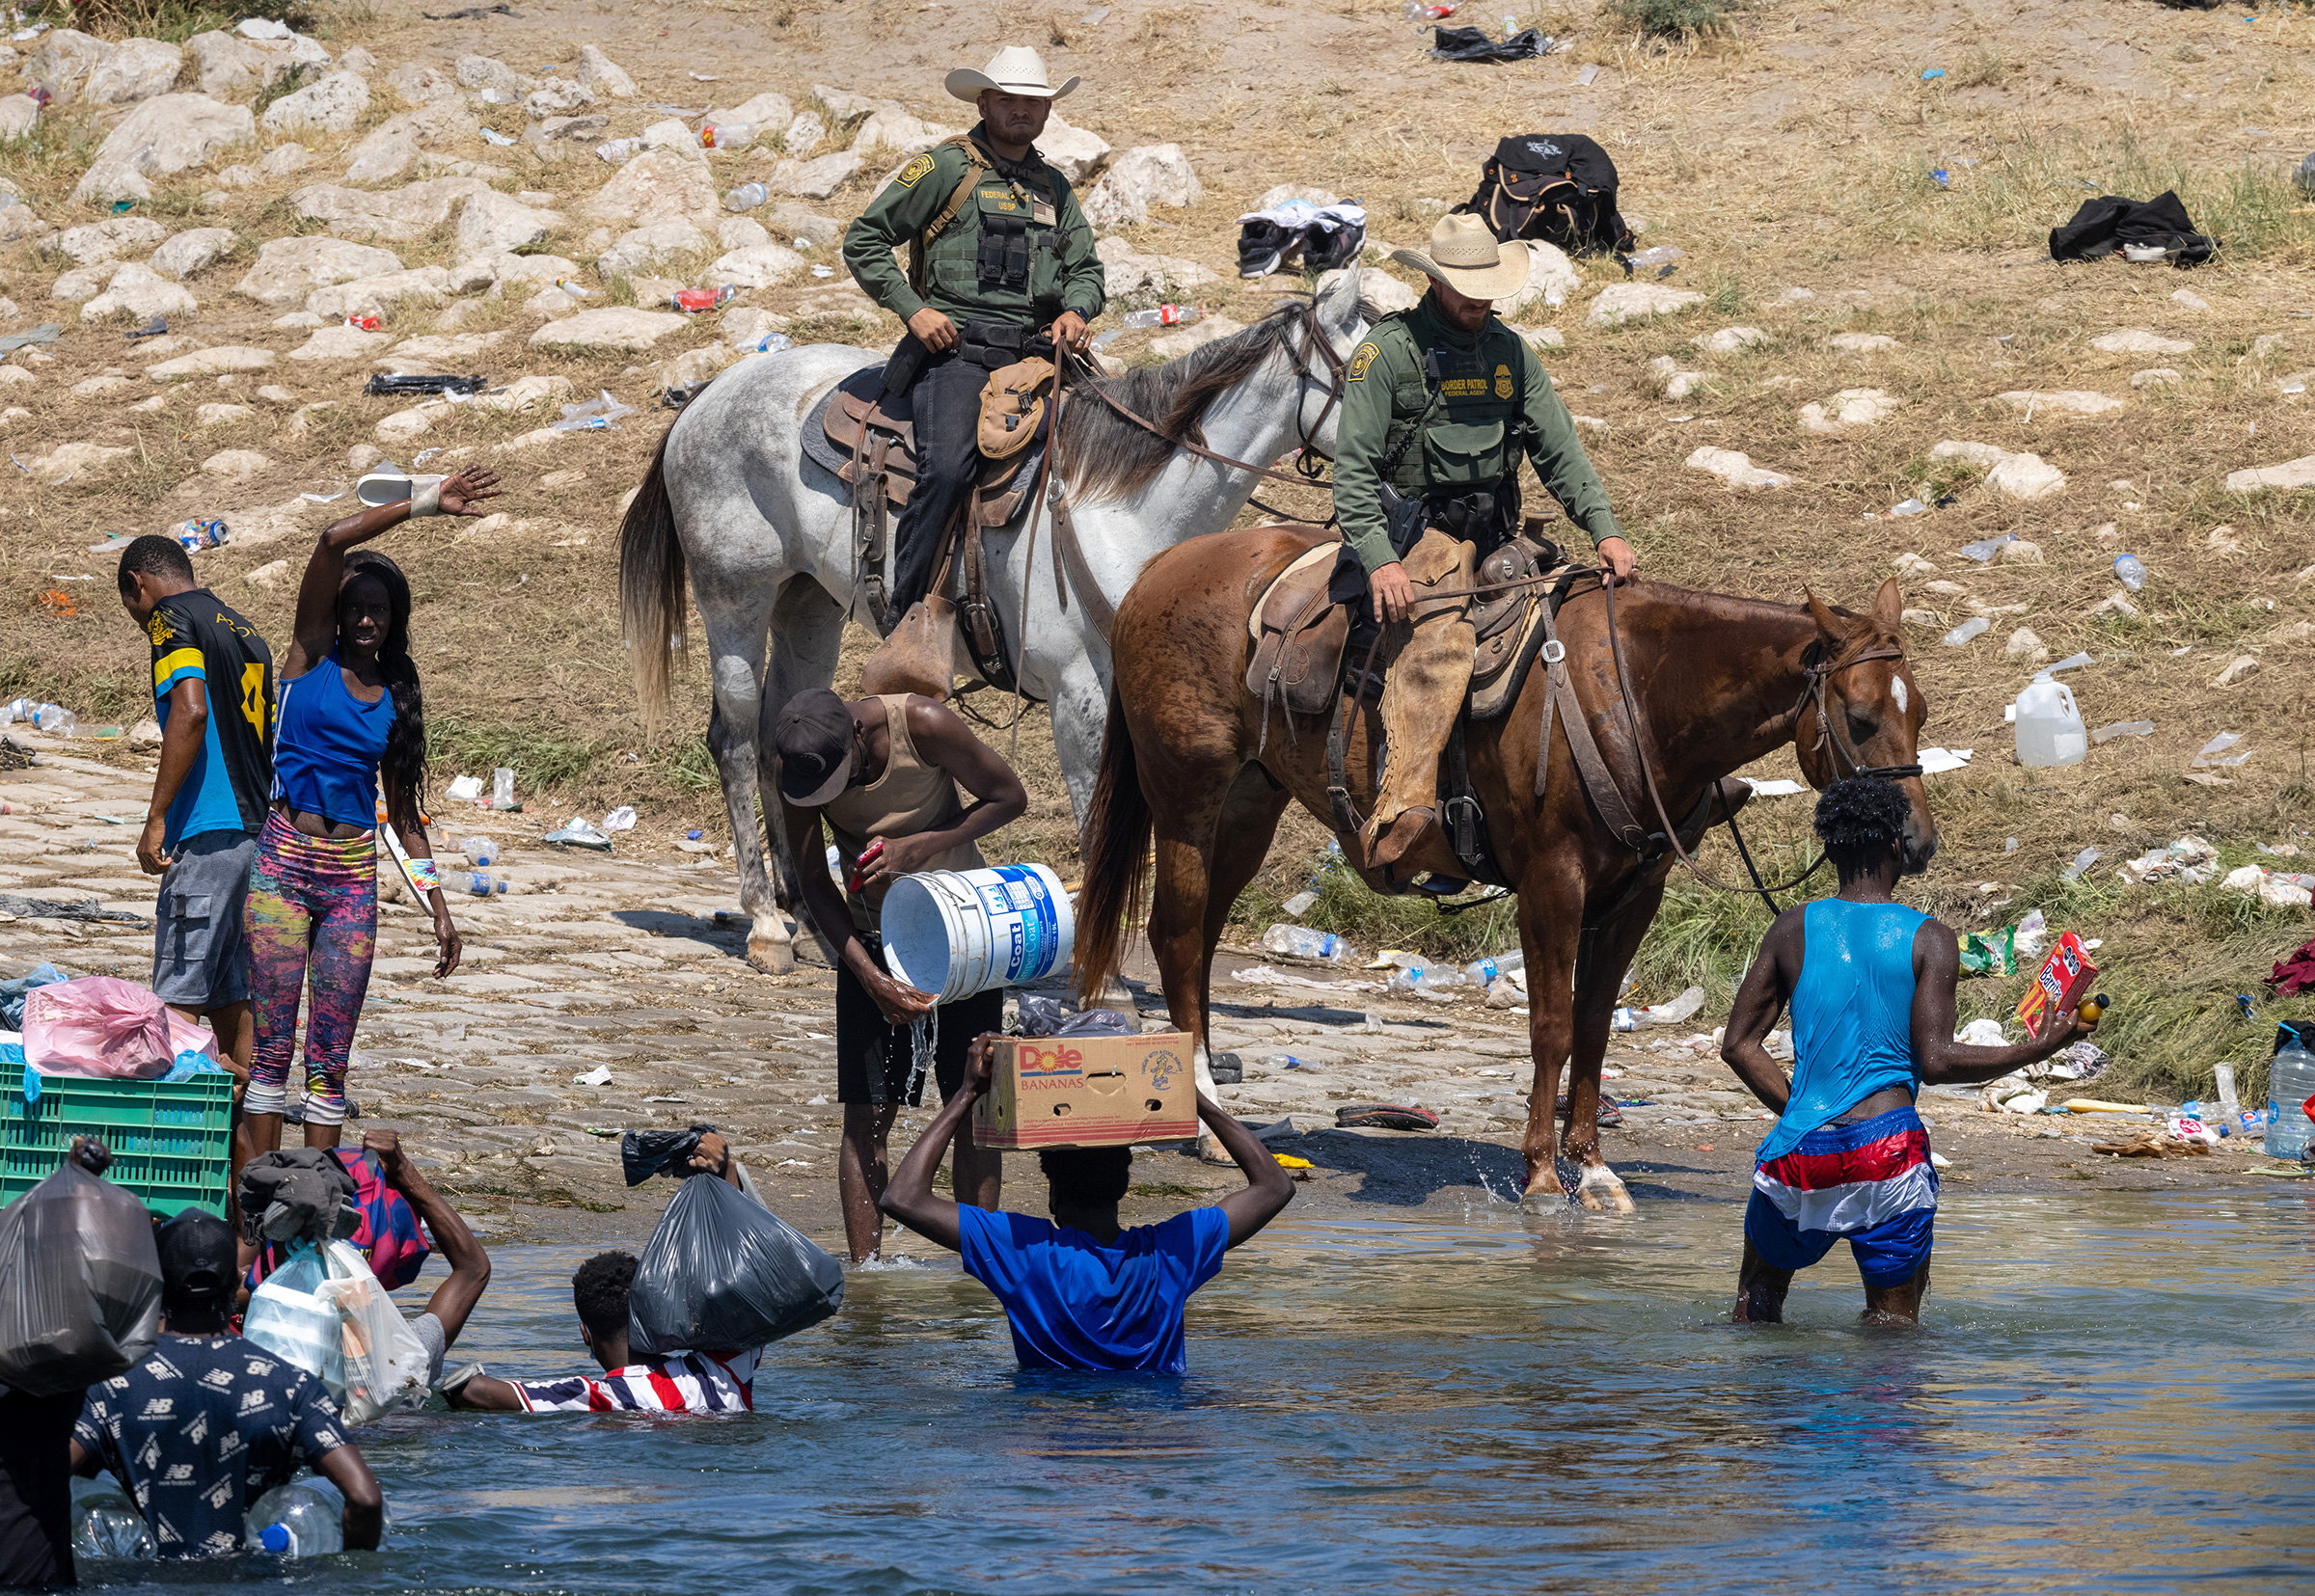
[959,319,1051,369]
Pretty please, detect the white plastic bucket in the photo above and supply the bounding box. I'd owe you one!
[882,863,1074,1004]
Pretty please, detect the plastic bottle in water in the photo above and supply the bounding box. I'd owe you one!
[1463,950,1525,986]
[723,181,769,211]
[2113,554,2147,592]
[461,835,498,866]
[445,869,506,897]
[2264,1022,2315,1160]
[1260,924,1348,962]
[250,1480,344,1556]
[1387,962,1462,992]
[70,1497,155,1559]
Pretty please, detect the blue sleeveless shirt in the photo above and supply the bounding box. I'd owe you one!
[271,648,395,831]
[1757,898,1933,1164]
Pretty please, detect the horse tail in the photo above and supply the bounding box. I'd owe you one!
[618,421,687,734]
[1073,684,1152,1005]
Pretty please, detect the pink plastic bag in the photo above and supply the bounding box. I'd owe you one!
[22,978,177,1078]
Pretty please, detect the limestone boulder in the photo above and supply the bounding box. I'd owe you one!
[767,203,842,249]
[640,118,707,160]
[201,448,272,476]
[195,402,256,427]
[184,31,267,97]
[288,324,394,361]
[1094,234,1216,295]
[149,228,237,281]
[51,264,118,303]
[147,345,276,378]
[2131,367,2183,390]
[454,55,531,100]
[1829,332,1898,353]
[259,143,312,176]
[1588,282,1704,326]
[2089,328,2192,357]
[703,242,808,289]
[528,307,688,352]
[82,39,185,106]
[307,267,452,320]
[2223,453,2315,493]
[1693,325,1770,356]
[718,217,772,251]
[772,152,862,201]
[576,44,637,98]
[72,94,256,204]
[343,101,481,185]
[586,149,721,230]
[850,106,956,157]
[0,95,40,137]
[1037,115,1111,184]
[1082,144,1201,230]
[781,111,826,155]
[54,217,170,266]
[711,91,792,129]
[1493,241,1580,315]
[1152,314,1242,360]
[384,63,460,107]
[458,191,562,256]
[260,70,369,136]
[598,220,709,279]
[1996,390,2125,417]
[1797,388,1899,434]
[82,262,197,323]
[1687,446,1794,490]
[23,441,133,476]
[27,30,111,103]
[234,235,403,307]
[1927,439,2067,500]
[523,77,597,120]
[293,177,495,242]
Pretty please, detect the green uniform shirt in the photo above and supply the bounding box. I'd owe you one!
[1333,292,1621,576]
[841,123,1105,330]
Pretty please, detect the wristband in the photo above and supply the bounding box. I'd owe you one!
[408,479,443,519]
[407,857,442,895]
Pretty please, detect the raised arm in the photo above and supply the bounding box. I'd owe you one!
[1196,1096,1294,1248]
[362,1129,490,1348]
[1720,908,1806,1112]
[880,1036,996,1252]
[1909,920,2093,1084]
[281,467,501,681]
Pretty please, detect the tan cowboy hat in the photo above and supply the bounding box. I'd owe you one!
[945,45,1079,102]
[1389,214,1529,301]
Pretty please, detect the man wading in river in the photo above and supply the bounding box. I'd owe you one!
[1719,779,2097,1325]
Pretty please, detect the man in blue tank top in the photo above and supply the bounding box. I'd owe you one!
[1720,779,2096,1324]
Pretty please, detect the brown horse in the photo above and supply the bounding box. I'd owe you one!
[1073,525,1937,1207]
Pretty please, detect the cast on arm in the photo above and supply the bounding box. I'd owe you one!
[879,1035,996,1252]
[1908,920,2092,1084]
[1195,1095,1295,1247]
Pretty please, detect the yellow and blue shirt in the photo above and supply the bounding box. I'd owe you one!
[147,591,273,851]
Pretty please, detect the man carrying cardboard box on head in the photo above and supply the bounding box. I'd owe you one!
[883,1035,1294,1373]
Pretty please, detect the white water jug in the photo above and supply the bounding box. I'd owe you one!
[2014,676,2087,768]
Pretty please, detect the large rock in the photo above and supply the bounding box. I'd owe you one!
[1996,389,2125,417]
[1797,388,1898,433]
[1588,282,1704,326]
[576,44,637,98]
[384,63,460,106]
[72,94,255,204]
[147,345,277,378]
[1094,234,1215,295]
[1687,446,1793,490]
[0,95,40,137]
[703,242,807,289]
[148,227,236,280]
[2089,328,2192,356]
[597,220,708,278]
[1829,331,1898,352]
[1494,240,1579,315]
[772,152,862,201]
[528,307,688,351]
[586,149,721,230]
[712,91,793,129]
[719,216,772,251]
[234,235,403,307]
[82,39,184,106]
[51,263,118,303]
[1693,325,1770,356]
[259,143,312,176]
[850,106,956,157]
[82,262,197,323]
[639,117,707,160]
[523,77,597,120]
[0,199,53,245]
[23,441,133,476]
[342,101,480,185]
[768,203,842,248]
[54,217,169,265]
[201,448,272,476]
[1082,144,1200,230]
[250,34,332,88]
[781,111,827,154]
[1152,313,1242,360]
[27,30,110,103]
[260,70,369,136]
[458,190,561,255]
[306,267,451,320]
[454,251,577,289]
[454,55,531,100]
[1928,439,2067,500]
[293,176,494,241]
[1037,115,1110,184]
[288,324,394,361]
[2223,453,2315,493]
[184,30,267,96]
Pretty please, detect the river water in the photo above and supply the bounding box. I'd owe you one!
[71,1190,2315,1594]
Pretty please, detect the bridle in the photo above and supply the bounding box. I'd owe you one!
[1792,638,1924,785]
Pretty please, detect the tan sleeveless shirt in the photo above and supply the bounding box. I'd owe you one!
[822,694,985,932]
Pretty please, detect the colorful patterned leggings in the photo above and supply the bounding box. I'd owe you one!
[244,811,377,1126]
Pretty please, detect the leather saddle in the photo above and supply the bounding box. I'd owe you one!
[808,364,1045,527]
[1245,525,1570,726]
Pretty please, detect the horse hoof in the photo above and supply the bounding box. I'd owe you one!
[1576,1166,1638,1214]
[1518,1176,1567,1207]
[747,938,797,976]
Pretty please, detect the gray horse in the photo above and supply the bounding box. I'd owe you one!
[620,268,1367,973]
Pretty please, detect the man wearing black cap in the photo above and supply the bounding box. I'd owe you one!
[773,688,1027,1261]
[69,1210,384,1558]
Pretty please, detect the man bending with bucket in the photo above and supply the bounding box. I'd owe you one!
[1719,778,2096,1324]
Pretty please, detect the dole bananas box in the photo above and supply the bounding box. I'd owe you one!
[974,1032,1197,1150]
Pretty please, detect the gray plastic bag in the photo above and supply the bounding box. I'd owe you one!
[0,1164,162,1395]
[627,1174,843,1357]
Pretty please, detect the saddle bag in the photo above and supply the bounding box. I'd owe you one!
[1457,133,1633,257]
[978,356,1054,460]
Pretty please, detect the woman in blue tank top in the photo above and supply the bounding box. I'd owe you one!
[243,467,502,1150]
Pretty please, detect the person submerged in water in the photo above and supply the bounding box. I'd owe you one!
[1719,778,2097,1326]
[882,1036,1295,1373]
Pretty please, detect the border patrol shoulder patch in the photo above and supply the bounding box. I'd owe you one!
[1347,340,1379,382]
[896,151,938,188]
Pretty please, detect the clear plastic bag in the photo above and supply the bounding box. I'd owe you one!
[242,1244,342,1393]
[627,1173,844,1358]
[317,1239,431,1422]
[0,1163,162,1395]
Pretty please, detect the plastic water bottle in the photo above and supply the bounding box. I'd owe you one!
[1387,963,1462,992]
[70,1497,155,1559]
[723,181,769,211]
[492,767,516,809]
[699,121,753,149]
[445,869,506,897]
[1117,305,1202,332]
[2113,554,2147,591]
[1463,950,1524,986]
[1260,924,1348,962]
[2265,1022,2315,1159]
[461,835,497,866]
[251,1480,344,1556]
[1281,889,1321,918]
[1942,616,1990,646]
[2013,675,2087,768]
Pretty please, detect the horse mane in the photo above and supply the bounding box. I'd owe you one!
[1058,301,1310,504]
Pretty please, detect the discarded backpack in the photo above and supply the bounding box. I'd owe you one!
[1430,25,1551,63]
[626,1163,845,1357]
[1334,1103,1441,1131]
[1455,133,1633,257]
[0,1162,163,1396]
[2048,191,2216,267]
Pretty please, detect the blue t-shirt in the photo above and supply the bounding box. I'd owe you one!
[1758,897,1933,1165]
[147,591,273,852]
[72,1334,349,1558]
[957,1206,1230,1374]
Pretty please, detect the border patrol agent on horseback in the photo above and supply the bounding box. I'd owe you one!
[841,47,1106,629]
[1333,214,1638,876]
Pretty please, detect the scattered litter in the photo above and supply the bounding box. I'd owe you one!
[299,485,348,503]
[1944,616,1991,646]
[687,828,704,841]
[724,182,769,212]
[367,374,485,397]
[2060,847,2102,881]
[602,805,638,832]
[2113,553,2147,590]
[553,391,636,431]
[670,286,737,313]
[1625,245,1684,274]
[478,127,517,146]
[2192,731,2250,769]
[2119,834,2218,885]
[125,317,169,340]
[0,893,150,926]
[446,774,484,802]
[1917,747,1972,774]
[1957,533,2016,562]
[0,324,64,354]
[422,3,522,17]
[1228,964,1375,993]
[542,817,613,851]
[573,1065,613,1086]
[177,519,230,553]
[1920,67,1945,79]
[1430,23,1552,61]
[1889,498,1928,517]
[1259,924,1350,962]
[2091,719,2153,744]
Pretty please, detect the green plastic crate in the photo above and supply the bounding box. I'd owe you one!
[1,1074,234,1218]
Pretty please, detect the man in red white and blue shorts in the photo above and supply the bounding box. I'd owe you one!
[1719,779,2095,1324]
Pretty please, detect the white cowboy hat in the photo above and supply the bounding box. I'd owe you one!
[1388,214,1529,302]
[945,45,1078,102]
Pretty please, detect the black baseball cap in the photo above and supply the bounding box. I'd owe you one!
[774,690,858,806]
[155,1208,237,1307]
